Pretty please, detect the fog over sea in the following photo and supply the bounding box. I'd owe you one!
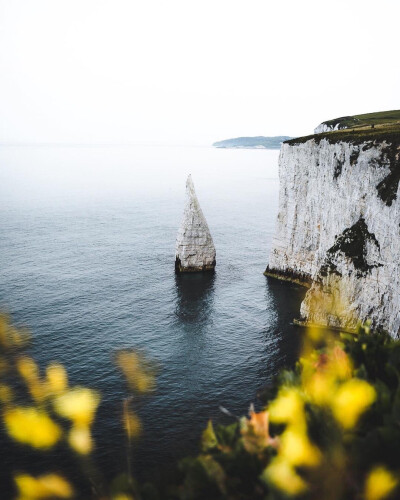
[0,145,305,494]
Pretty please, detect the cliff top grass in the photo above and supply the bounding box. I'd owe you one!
[286,110,400,146]
[321,109,400,130]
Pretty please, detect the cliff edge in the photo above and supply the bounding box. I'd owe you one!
[314,109,400,134]
[266,120,400,337]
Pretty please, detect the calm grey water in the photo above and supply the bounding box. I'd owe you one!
[0,145,305,495]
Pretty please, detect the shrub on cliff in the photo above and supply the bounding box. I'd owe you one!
[1,313,400,500]
[174,323,400,500]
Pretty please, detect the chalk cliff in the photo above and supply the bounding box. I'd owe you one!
[175,175,216,273]
[314,121,349,134]
[266,130,400,337]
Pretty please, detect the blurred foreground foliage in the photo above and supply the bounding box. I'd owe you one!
[176,322,400,500]
[1,312,400,500]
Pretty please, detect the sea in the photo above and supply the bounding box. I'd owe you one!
[0,144,305,497]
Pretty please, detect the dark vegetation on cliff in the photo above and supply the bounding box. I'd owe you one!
[213,136,292,149]
[286,121,400,148]
[319,217,383,279]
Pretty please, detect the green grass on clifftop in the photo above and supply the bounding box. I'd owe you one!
[286,109,400,146]
[314,109,400,132]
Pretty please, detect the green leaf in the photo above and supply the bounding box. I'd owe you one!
[201,420,218,452]
[199,455,227,495]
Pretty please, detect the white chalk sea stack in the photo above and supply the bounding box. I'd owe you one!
[175,175,216,273]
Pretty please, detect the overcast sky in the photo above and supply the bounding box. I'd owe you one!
[0,0,399,145]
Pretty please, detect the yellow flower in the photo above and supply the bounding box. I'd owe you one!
[331,378,376,429]
[115,350,155,393]
[269,388,304,428]
[0,384,13,404]
[15,473,73,498]
[53,387,100,426]
[4,407,61,449]
[0,313,8,345]
[17,357,46,402]
[306,324,324,343]
[123,409,142,440]
[17,357,39,382]
[365,466,398,500]
[262,457,307,495]
[29,381,47,403]
[46,363,68,394]
[0,315,29,349]
[280,428,321,467]
[329,346,352,380]
[68,425,93,455]
[304,372,335,405]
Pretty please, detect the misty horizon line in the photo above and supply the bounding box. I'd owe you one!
[0,139,293,148]
[0,141,214,148]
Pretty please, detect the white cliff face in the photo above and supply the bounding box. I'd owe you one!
[268,137,400,337]
[314,122,346,134]
[175,175,216,272]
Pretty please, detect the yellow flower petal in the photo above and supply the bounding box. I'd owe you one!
[29,381,47,403]
[306,324,324,343]
[0,384,13,404]
[46,363,68,394]
[304,372,335,405]
[280,428,321,467]
[0,315,30,350]
[115,350,155,393]
[269,388,304,427]
[53,387,100,426]
[330,346,352,380]
[332,378,376,429]
[4,407,61,449]
[123,410,142,440]
[365,466,398,500]
[17,357,39,382]
[16,357,46,402]
[15,473,73,498]
[262,457,307,495]
[68,425,93,455]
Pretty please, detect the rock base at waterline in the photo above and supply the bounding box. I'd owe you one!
[175,257,216,274]
[293,318,357,334]
[263,266,312,288]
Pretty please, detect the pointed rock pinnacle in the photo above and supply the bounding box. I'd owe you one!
[175,175,216,273]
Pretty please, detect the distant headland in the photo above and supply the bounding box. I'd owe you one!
[212,136,292,149]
